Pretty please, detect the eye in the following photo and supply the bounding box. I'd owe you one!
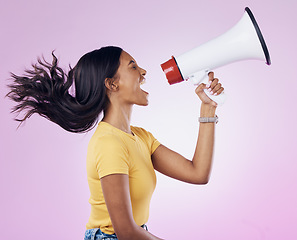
[132,65,137,70]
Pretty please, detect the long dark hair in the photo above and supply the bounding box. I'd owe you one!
[6,46,123,133]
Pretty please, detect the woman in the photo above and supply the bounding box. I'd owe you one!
[7,46,224,240]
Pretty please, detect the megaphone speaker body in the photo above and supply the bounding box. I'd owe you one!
[161,7,271,106]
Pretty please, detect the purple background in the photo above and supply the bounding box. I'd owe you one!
[1,0,296,239]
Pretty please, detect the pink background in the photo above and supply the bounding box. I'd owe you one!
[1,0,296,239]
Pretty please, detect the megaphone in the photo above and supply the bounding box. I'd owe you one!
[161,7,271,106]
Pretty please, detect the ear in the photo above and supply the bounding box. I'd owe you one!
[105,78,119,91]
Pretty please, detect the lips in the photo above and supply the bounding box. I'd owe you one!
[140,86,149,94]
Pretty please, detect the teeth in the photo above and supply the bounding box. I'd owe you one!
[140,78,146,85]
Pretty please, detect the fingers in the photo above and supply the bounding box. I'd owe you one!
[209,80,220,94]
[214,85,224,96]
[208,71,214,79]
[207,72,224,96]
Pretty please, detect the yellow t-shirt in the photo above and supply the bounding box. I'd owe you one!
[86,121,161,234]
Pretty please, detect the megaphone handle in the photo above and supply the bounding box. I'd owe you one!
[190,70,227,106]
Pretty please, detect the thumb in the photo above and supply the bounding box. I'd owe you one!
[195,83,209,95]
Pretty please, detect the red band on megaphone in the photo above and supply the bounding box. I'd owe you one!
[161,56,184,85]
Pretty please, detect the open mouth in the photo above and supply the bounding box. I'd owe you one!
[140,78,149,94]
[140,77,146,85]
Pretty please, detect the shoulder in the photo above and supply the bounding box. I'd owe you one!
[131,126,152,138]
[131,126,146,134]
[87,130,130,170]
[131,126,157,143]
[131,126,160,155]
[88,127,126,153]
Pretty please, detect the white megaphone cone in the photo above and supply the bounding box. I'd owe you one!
[161,7,271,106]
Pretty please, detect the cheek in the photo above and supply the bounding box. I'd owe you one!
[122,72,139,89]
[119,74,139,93]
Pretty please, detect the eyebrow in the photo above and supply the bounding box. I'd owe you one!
[128,60,135,65]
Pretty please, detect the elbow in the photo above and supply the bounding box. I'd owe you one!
[195,179,209,185]
[192,175,210,185]
[199,178,209,185]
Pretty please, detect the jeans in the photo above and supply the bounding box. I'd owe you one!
[84,224,148,240]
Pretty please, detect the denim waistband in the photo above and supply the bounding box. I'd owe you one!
[84,224,148,240]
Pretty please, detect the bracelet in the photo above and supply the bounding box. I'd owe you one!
[199,115,218,124]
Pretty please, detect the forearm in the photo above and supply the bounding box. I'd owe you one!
[192,103,217,183]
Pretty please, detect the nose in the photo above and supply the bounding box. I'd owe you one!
[141,67,147,77]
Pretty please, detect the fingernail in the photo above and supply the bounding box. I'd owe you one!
[208,88,211,92]
[210,91,214,95]
[206,84,210,88]
[214,92,217,96]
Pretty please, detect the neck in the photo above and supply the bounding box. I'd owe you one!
[102,102,133,135]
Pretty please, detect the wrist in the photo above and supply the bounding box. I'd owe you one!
[200,103,217,117]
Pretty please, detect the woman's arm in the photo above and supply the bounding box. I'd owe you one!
[151,72,223,184]
[100,174,164,240]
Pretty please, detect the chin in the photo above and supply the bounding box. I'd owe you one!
[137,100,149,106]
[140,102,149,106]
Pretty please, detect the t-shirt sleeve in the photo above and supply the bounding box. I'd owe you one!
[149,132,161,155]
[92,135,130,179]
[138,128,161,155]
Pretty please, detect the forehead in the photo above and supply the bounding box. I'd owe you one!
[120,51,136,64]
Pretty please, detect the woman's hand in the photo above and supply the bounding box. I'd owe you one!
[195,72,224,107]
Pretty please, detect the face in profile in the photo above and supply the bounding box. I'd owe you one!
[109,51,149,107]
